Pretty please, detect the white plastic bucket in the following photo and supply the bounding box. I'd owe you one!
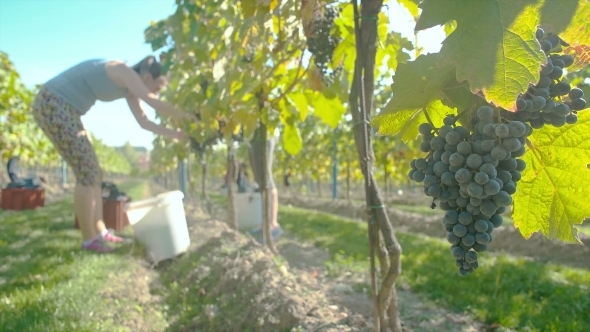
[127,190,190,263]
[234,192,263,230]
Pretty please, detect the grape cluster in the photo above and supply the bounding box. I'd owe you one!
[321,63,344,87]
[408,106,531,276]
[307,7,341,75]
[504,28,586,128]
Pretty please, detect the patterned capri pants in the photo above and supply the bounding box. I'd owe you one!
[32,87,102,186]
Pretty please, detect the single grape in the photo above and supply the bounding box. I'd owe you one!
[479,200,498,216]
[466,154,483,169]
[482,123,497,137]
[443,116,455,126]
[412,170,425,182]
[482,154,499,167]
[420,141,431,152]
[534,88,550,100]
[540,59,553,75]
[455,168,472,184]
[464,251,478,264]
[507,121,526,137]
[474,172,490,185]
[477,105,494,120]
[480,140,496,153]
[475,232,491,244]
[445,130,461,145]
[503,181,516,195]
[458,212,472,226]
[543,99,556,113]
[451,246,466,259]
[453,224,468,237]
[536,75,552,89]
[552,58,565,69]
[498,158,517,171]
[480,163,498,179]
[531,96,547,110]
[430,136,446,150]
[433,161,449,176]
[447,232,461,245]
[441,171,458,186]
[555,81,571,95]
[469,197,482,207]
[483,180,501,196]
[553,104,571,117]
[490,214,503,228]
[423,175,437,187]
[456,141,472,155]
[569,88,584,99]
[502,137,522,152]
[516,98,527,110]
[467,182,484,197]
[497,170,512,183]
[493,190,512,207]
[566,113,578,124]
[474,219,489,232]
[494,124,509,138]
[515,159,526,172]
[570,98,586,111]
[541,39,552,53]
[560,54,574,67]
[549,66,563,80]
[473,243,488,252]
[449,152,465,167]
[552,115,567,127]
[414,158,428,170]
[428,185,442,197]
[491,146,508,160]
[462,233,476,246]
[510,170,522,182]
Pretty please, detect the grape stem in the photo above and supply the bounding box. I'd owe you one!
[421,108,437,132]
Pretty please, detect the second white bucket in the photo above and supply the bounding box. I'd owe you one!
[234,192,263,231]
[127,190,190,263]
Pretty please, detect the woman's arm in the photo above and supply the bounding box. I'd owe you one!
[126,96,183,140]
[111,63,188,120]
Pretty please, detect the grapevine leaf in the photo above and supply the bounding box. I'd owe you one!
[308,91,345,128]
[371,54,456,140]
[563,44,590,72]
[287,92,310,121]
[372,100,454,142]
[416,0,546,110]
[512,111,590,243]
[538,0,590,46]
[282,122,303,155]
[398,0,420,18]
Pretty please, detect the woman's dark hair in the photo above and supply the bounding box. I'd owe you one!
[131,56,162,79]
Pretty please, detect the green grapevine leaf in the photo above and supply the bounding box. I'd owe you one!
[371,54,457,141]
[372,100,454,142]
[282,122,303,155]
[308,91,346,128]
[416,0,546,110]
[398,0,420,18]
[538,0,590,46]
[512,111,590,243]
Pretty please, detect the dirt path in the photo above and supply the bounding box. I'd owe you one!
[280,196,590,270]
[185,197,487,332]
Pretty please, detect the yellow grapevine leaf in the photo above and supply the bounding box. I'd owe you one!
[512,111,590,243]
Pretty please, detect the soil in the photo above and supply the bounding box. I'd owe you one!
[152,196,488,332]
[279,195,590,270]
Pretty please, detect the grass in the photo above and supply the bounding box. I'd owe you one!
[0,179,167,332]
[211,193,590,332]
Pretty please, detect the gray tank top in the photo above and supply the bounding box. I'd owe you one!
[43,59,128,115]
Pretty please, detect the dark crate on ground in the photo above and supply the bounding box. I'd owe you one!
[74,198,130,232]
[0,187,45,211]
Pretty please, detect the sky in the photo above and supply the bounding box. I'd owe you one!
[0,0,444,151]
